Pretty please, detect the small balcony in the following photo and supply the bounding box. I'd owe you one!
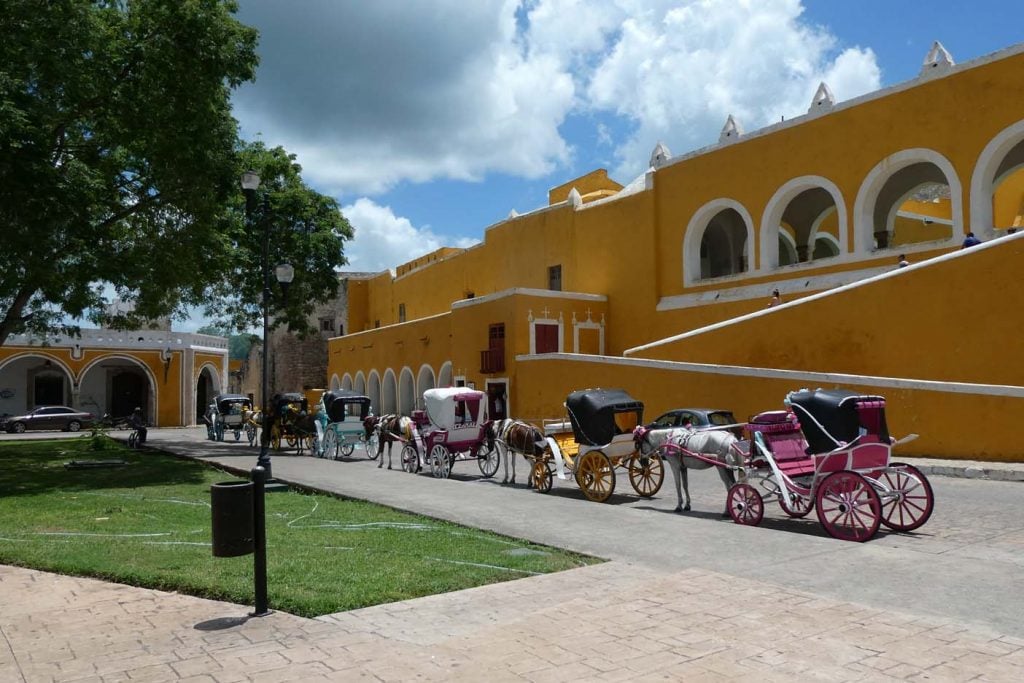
[480,348,505,374]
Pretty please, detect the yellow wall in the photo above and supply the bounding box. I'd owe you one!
[548,169,623,205]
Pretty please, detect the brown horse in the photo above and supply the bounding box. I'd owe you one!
[364,414,418,469]
[488,418,549,486]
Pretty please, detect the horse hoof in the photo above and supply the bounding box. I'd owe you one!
[683,504,691,512]
[388,466,392,470]
[674,505,683,513]
[377,464,383,469]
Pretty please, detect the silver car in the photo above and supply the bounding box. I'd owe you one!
[2,406,96,433]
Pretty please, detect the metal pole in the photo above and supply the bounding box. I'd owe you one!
[257,194,273,479]
[251,465,270,616]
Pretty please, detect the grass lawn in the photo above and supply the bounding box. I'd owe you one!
[0,436,599,617]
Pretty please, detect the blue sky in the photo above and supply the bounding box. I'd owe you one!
[228,0,1023,278]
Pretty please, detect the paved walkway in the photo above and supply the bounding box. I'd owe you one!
[2,429,1023,681]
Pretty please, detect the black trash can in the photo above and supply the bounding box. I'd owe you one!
[211,480,254,557]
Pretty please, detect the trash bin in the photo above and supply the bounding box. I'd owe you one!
[211,480,254,557]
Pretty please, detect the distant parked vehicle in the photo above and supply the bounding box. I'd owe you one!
[2,406,96,433]
[646,408,744,438]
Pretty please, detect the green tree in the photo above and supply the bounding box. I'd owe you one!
[196,324,256,361]
[0,0,259,346]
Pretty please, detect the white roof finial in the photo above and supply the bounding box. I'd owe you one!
[719,115,743,144]
[920,41,954,77]
[649,141,672,169]
[567,187,583,208]
[507,209,519,219]
[807,81,835,115]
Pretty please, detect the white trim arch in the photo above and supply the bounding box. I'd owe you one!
[195,362,222,394]
[355,371,366,395]
[971,118,1024,239]
[811,232,841,259]
[382,369,398,414]
[778,229,798,266]
[341,373,353,390]
[854,148,963,254]
[78,354,160,425]
[438,361,453,388]
[329,374,341,391]
[759,176,848,270]
[683,198,756,285]
[416,364,436,409]
[398,366,415,415]
[0,352,76,382]
[368,370,382,415]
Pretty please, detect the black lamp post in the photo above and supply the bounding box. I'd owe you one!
[241,170,293,480]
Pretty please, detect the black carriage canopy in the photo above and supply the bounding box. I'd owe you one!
[322,390,371,421]
[213,394,252,411]
[566,388,644,446]
[787,388,888,454]
[271,392,308,416]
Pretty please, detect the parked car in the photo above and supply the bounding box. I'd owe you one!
[646,408,744,438]
[2,406,96,433]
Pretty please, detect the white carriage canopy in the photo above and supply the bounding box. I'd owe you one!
[423,387,486,430]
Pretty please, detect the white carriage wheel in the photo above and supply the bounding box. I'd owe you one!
[401,444,420,473]
[429,444,451,479]
[477,442,500,478]
[321,429,338,459]
[365,431,380,460]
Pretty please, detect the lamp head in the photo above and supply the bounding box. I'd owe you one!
[241,169,261,191]
[275,263,295,284]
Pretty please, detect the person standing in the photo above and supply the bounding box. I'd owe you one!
[129,406,147,446]
[898,254,910,268]
[767,289,782,308]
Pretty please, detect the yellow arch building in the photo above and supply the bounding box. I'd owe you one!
[327,41,1024,461]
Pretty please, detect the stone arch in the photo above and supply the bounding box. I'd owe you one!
[194,363,220,423]
[398,366,415,415]
[382,369,398,414]
[368,370,382,415]
[759,176,847,269]
[0,353,76,414]
[329,374,341,390]
[438,361,453,388]
[854,148,962,254]
[341,373,353,390]
[971,118,1024,239]
[78,354,159,425]
[778,228,798,266]
[416,364,436,409]
[355,371,366,395]
[812,232,841,260]
[683,198,755,285]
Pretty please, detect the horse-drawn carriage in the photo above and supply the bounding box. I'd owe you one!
[268,392,316,452]
[208,393,255,442]
[535,388,665,502]
[399,387,499,479]
[317,390,376,458]
[730,388,934,541]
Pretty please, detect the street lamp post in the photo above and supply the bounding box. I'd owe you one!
[241,170,292,480]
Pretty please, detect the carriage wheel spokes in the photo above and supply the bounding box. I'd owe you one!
[531,460,553,493]
[401,444,419,473]
[366,432,381,460]
[321,429,338,459]
[477,443,500,478]
[779,489,814,518]
[727,483,764,526]
[577,450,615,503]
[429,444,452,479]
[815,471,882,542]
[628,452,665,498]
[876,463,934,532]
[340,442,356,457]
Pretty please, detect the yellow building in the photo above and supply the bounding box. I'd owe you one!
[0,330,229,427]
[328,41,1024,461]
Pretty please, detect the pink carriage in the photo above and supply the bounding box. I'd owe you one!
[402,387,499,479]
[728,388,934,542]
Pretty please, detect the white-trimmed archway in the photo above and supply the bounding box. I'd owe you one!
[812,232,841,259]
[79,354,160,426]
[355,371,366,395]
[416,364,436,409]
[341,373,353,390]
[683,198,755,285]
[329,374,341,390]
[854,148,963,254]
[0,353,76,415]
[368,370,382,415]
[382,369,397,414]
[438,361,453,388]
[759,176,847,270]
[778,229,798,266]
[971,118,1024,239]
[398,366,415,415]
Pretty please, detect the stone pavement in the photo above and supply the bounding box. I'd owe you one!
[2,428,1024,681]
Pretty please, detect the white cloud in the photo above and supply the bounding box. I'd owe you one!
[341,198,479,272]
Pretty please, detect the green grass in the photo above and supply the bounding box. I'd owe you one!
[0,437,599,617]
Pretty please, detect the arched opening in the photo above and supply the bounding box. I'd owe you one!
[368,370,382,415]
[0,354,75,415]
[398,367,415,415]
[971,119,1024,238]
[438,361,453,388]
[684,199,755,285]
[382,369,397,414]
[194,364,219,422]
[78,356,158,424]
[342,374,353,391]
[760,177,846,270]
[355,371,366,395]
[812,233,841,259]
[329,374,341,390]
[416,365,436,409]
[855,149,961,253]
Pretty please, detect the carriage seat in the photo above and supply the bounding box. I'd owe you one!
[748,411,814,476]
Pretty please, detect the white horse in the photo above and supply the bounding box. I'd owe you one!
[634,426,745,515]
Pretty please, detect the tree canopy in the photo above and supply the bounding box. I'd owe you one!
[0,0,351,347]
